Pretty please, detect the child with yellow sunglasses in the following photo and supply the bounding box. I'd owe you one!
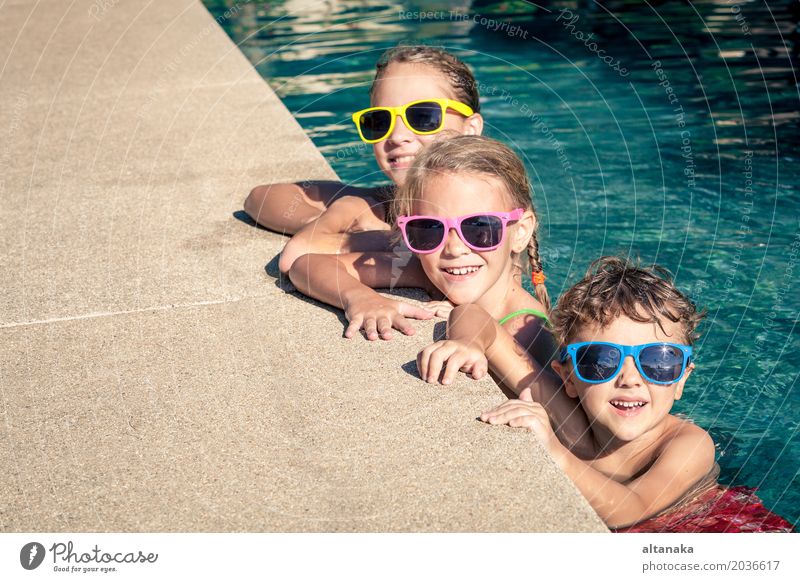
[243,45,484,274]
[351,98,476,144]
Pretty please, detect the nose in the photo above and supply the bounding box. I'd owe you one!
[386,113,414,145]
[615,356,644,387]
[441,227,470,257]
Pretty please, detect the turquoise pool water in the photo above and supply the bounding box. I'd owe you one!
[207,0,799,526]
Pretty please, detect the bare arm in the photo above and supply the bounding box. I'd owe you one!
[289,250,432,296]
[244,181,383,235]
[288,252,434,340]
[480,402,716,528]
[278,195,394,273]
[446,304,583,439]
[550,423,716,528]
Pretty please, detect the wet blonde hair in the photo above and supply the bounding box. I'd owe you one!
[369,45,481,112]
[392,135,550,310]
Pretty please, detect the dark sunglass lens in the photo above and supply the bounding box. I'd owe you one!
[360,110,392,140]
[405,219,445,251]
[639,345,684,383]
[405,102,443,132]
[576,345,621,382]
[461,215,503,249]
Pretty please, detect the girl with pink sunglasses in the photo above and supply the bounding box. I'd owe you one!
[289,135,559,388]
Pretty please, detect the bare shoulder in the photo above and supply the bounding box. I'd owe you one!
[620,417,717,520]
[325,193,389,229]
[656,416,716,469]
[306,196,381,234]
[499,289,548,333]
[503,310,549,345]
[670,416,714,447]
[499,293,558,366]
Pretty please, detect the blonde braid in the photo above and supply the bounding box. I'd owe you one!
[527,228,551,312]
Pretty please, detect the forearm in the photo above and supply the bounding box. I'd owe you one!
[447,304,527,394]
[245,181,380,235]
[305,249,431,293]
[448,305,582,442]
[447,304,498,357]
[447,305,545,396]
[550,445,651,528]
[288,254,376,311]
[279,228,347,274]
[244,183,323,234]
[279,194,393,273]
[296,230,395,256]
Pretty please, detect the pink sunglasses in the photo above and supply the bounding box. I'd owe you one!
[396,209,524,254]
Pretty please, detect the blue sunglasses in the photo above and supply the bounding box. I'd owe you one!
[560,342,693,385]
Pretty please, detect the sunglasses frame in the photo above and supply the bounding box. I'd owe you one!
[396,209,524,254]
[560,342,693,385]
[351,98,475,144]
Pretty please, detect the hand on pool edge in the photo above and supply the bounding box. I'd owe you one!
[479,399,558,450]
[344,295,435,341]
[417,339,489,385]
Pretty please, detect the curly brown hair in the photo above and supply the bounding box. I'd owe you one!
[551,256,705,345]
[369,45,481,113]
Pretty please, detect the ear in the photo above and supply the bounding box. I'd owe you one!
[673,361,694,401]
[463,113,484,136]
[551,359,578,399]
[510,210,536,254]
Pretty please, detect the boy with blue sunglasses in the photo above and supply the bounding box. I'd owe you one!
[423,256,719,529]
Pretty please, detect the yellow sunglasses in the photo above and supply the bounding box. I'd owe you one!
[351,98,475,144]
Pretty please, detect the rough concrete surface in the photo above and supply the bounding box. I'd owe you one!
[0,0,607,532]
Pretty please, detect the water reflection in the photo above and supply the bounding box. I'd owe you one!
[206,0,799,526]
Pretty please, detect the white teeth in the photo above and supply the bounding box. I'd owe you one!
[611,400,646,408]
[391,155,415,164]
[444,266,480,275]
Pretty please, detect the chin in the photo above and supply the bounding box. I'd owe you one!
[611,429,643,443]
[385,166,408,185]
[438,286,482,306]
[607,420,652,443]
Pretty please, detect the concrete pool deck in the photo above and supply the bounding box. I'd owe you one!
[0,0,606,532]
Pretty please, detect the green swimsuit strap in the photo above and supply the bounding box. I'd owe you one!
[497,308,551,327]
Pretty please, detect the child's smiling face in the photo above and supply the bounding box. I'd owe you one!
[552,313,695,445]
[370,62,482,185]
[411,172,531,310]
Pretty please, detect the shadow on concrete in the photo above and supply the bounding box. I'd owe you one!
[258,245,438,343]
[265,253,283,280]
[260,257,352,334]
[233,209,270,230]
[433,321,447,341]
[400,359,422,380]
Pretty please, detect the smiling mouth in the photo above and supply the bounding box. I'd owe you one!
[609,399,648,416]
[442,265,482,276]
[389,154,415,167]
